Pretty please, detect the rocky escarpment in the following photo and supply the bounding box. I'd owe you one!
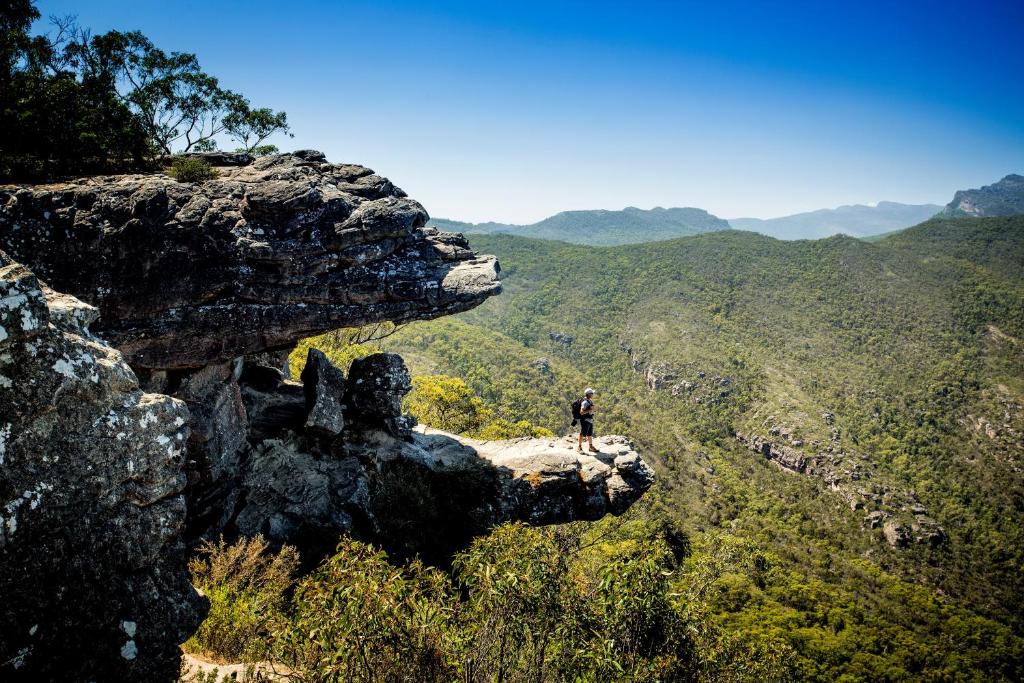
[734,432,945,548]
[233,349,654,562]
[0,150,500,369]
[621,341,735,403]
[621,342,943,548]
[1,153,655,680]
[0,251,201,680]
[1,151,504,544]
[941,173,1024,217]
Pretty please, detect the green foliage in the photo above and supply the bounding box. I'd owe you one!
[168,156,217,183]
[262,520,694,682]
[405,374,492,434]
[183,536,299,663]
[404,374,553,438]
[377,216,1024,679]
[288,324,401,377]
[267,538,459,682]
[0,1,289,181]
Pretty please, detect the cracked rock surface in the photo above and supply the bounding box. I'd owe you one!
[0,251,200,681]
[0,150,501,369]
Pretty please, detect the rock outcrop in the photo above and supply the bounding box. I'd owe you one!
[1,153,655,679]
[735,432,945,548]
[941,173,1024,217]
[0,252,201,680]
[233,350,654,563]
[0,150,500,369]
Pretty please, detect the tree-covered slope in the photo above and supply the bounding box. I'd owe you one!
[379,216,1024,679]
[430,206,730,246]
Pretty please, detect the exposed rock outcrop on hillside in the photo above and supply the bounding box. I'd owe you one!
[619,342,943,549]
[941,173,1024,217]
[1,154,655,679]
[735,432,945,548]
[0,252,200,680]
[0,150,501,369]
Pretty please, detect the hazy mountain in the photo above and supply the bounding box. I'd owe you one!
[729,201,942,240]
[430,206,730,246]
[941,174,1024,217]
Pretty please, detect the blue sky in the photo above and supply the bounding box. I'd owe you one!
[35,0,1024,223]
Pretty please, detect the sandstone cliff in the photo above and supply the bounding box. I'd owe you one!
[0,153,654,680]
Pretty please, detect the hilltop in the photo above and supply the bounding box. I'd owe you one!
[430,206,730,245]
[941,173,1024,217]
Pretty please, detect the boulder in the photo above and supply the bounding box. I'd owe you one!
[0,151,501,369]
[300,348,346,439]
[0,252,201,681]
[344,353,415,439]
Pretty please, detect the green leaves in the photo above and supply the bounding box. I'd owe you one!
[0,2,290,180]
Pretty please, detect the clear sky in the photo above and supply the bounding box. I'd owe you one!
[34,0,1024,223]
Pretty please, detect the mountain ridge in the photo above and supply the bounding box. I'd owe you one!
[941,173,1024,217]
[729,200,943,239]
[430,206,730,246]
[431,201,945,245]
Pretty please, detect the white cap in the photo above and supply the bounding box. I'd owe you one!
[584,387,595,395]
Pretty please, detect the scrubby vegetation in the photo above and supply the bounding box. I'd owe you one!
[169,157,217,183]
[189,515,803,681]
[364,215,1024,679]
[183,536,299,663]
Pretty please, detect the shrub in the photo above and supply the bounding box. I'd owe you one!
[266,538,459,682]
[183,536,298,663]
[169,156,218,183]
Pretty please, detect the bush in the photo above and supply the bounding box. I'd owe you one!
[169,156,218,183]
[183,536,298,663]
[266,538,459,682]
[261,522,695,682]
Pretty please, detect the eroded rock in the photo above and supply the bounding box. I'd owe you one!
[0,252,201,681]
[0,151,501,369]
[232,354,655,563]
[301,348,346,438]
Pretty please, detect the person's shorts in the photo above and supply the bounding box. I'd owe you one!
[580,419,594,437]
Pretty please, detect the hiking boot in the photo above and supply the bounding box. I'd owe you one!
[576,445,584,453]
[589,446,600,453]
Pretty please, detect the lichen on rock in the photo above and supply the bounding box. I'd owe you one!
[0,151,501,369]
[0,250,201,681]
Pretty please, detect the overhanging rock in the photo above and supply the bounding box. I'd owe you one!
[0,150,501,369]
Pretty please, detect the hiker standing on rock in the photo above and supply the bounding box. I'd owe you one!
[574,388,599,453]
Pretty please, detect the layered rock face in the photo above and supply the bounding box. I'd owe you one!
[734,432,945,548]
[234,350,655,562]
[1,153,654,679]
[0,251,201,680]
[0,150,500,369]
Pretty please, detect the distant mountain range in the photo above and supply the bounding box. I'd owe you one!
[431,175,1024,245]
[429,207,729,246]
[940,174,1024,217]
[728,201,943,240]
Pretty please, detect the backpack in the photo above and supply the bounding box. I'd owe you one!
[570,397,584,426]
